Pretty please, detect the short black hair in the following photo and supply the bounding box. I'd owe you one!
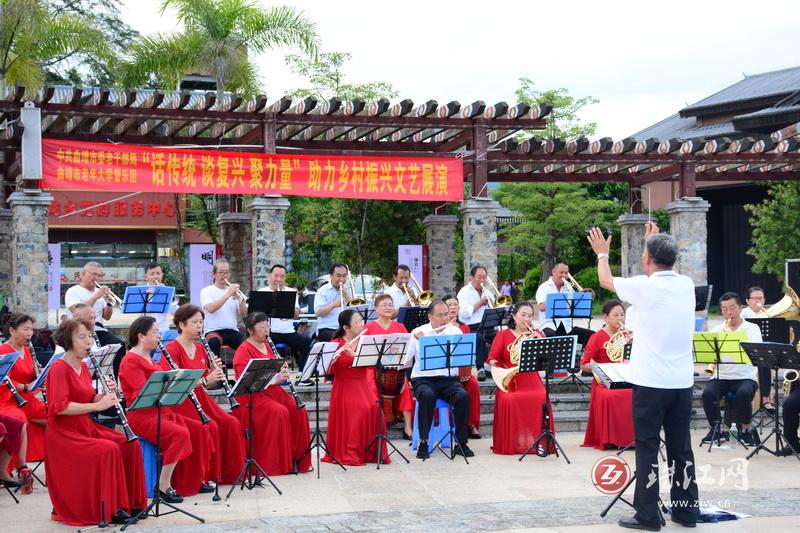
[469,265,487,277]
[269,264,287,273]
[144,262,161,273]
[245,311,269,333]
[719,292,742,307]
[329,263,348,275]
[394,264,410,276]
[128,316,157,347]
[746,286,764,298]
[426,300,447,315]
[3,313,34,338]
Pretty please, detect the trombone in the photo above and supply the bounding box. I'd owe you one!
[225,280,248,303]
[344,267,366,307]
[409,272,434,307]
[482,277,512,308]
[565,273,595,298]
[94,281,123,307]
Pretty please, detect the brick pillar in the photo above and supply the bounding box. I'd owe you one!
[248,195,290,290]
[617,213,650,277]
[217,212,252,292]
[423,214,458,297]
[459,198,500,285]
[666,197,710,284]
[0,208,11,306]
[8,192,53,325]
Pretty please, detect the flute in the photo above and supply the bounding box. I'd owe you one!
[158,341,211,424]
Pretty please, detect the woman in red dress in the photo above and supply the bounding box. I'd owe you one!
[0,413,30,492]
[119,316,212,502]
[580,299,634,450]
[363,294,413,439]
[165,304,246,486]
[232,312,312,475]
[488,301,555,455]
[445,295,482,438]
[0,313,47,463]
[45,318,147,526]
[323,309,390,466]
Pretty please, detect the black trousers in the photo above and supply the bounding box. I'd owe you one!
[270,331,312,370]
[783,387,800,450]
[632,385,700,527]
[411,376,469,445]
[316,328,336,343]
[701,379,757,426]
[758,366,772,399]
[469,325,494,370]
[205,328,244,360]
[95,328,127,378]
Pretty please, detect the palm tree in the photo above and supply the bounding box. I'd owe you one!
[0,0,108,95]
[121,0,319,101]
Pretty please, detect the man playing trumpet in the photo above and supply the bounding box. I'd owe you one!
[384,264,414,318]
[200,258,247,357]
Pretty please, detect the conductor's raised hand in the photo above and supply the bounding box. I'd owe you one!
[644,220,660,240]
[587,227,612,255]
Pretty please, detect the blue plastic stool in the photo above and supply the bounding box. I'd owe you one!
[695,316,706,332]
[139,439,158,498]
[411,399,453,450]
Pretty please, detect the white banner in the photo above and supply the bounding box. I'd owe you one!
[398,245,424,287]
[189,244,217,304]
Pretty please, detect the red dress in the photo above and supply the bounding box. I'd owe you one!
[580,329,634,450]
[487,329,555,454]
[0,343,47,462]
[118,351,211,497]
[166,340,246,484]
[44,359,147,526]
[322,337,390,466]
[232,340,312,475]
[458,322,481,430]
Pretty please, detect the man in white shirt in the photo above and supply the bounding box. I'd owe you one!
[457,266,492,380]
[589,221,699,531]
[200,258,247,356]
[142,262,179,334]
[258,264,311,375]
[384,264,413,318]
[535,262,574,333]
[701,292,762,445]
[405,300,472,460]
[740,286,774,412]
[313,263,349,342]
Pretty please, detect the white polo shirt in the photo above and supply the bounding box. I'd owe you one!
[257,285,299,334]
[405,323,465,379]
[65,284,110,331]
[200,284,241,334]
[384,284,408,310]
[710,319,761,382]
[457,283,488,326]
[314,282,342,330]
[535,276,574,332]
[613,271,695,389]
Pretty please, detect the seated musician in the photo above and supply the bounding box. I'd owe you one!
[535,262,574,335]
[313,263,349,342]
[780,375,800,456]
[383,264,414,319]
[232,312,313,475]
[404,300,472,459]
[46,319,146,526]
[0,413,31,492]
[457,266,492,380]
[200,258,247,356]
[740,286,774,413]
[579,300,634,450]
[363,294,413,440]
[487,301,555,456]
[444,294,481,439]
[701,292,762,446]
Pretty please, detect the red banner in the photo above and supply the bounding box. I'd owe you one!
[41,139,463,201]
[48,190,179,229]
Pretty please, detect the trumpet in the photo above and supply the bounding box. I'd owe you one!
[158,341,211,424]
[784,369,799,397]
[409,272,434,307]
[87,349,138,442]
[604,325,632,363]
[94,281,123,307]
[28,340,46,406]
[264,335,305,409]
[225,280,248,303]
[565,273,595,298]
[198,336,240,410]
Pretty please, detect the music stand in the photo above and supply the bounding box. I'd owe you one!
[352,333,411,468]
[121,369,205,530]
[740,342,800,461]
[399,306,429,333]
[694,284,712,312]
[30,350,63,393]
[476,307,510,374]
[226,358,285,499]
[299,341,346,478]
[692,331,750,451]
[122,286,175,315]
[744,318,793,426]
[547,293,592,395]
[247,291,295,319]
[418,333,476,463]
[349,303,377,323]
[517,335,576,463]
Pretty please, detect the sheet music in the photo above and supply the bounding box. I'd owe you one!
[592,362,635,385]
[355,333,410,367]
[229,357,280,396]
[31,349,65,391]
[301,341,338,380]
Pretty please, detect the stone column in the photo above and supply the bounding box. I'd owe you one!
[666,197,710,285]
[459,198,500,285]
[248,195,290,290]
[217,212,252,292]
[0,209,12,306]
[617,213,649,278]
[8,192,53,325]
[423,214,458,297]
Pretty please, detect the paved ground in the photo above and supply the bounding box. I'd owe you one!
[7,429,799,533]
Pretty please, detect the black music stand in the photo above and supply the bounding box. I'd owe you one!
[476,307,509,375]
[353,333,411,469]
[547,293,592,396]
[599,471,668,527]
[122,286,175,315]
[741,342,800,461]
[248,290,295,319]
[226,358,285,499]
[349,303,377,323]
[299,341,346,478]
[418,333,477,463]
[745,318,794,427]
[399,306,429,333]
[518,335,576,463]
[121,369,205,530]
[693,331,750,452]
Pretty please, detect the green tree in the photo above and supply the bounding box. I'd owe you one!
[121,0,319,101]
[514,77,598,140]
[746,182,800,280]
[285,51,399,101]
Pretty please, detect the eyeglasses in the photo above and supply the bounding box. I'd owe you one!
[216,270,230,275]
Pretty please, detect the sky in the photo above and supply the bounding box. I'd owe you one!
[119,0,800,139]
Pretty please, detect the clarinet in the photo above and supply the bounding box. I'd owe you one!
[28,340,46,406]
[197,336,240,410]
[158,341,211,425]
[265,335,305,409]
[87,350,138,442]
[3,377,27,407]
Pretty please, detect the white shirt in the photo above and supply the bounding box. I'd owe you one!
[405,323,465,379]
[142,284,179,333]
[65,284,110,331]
[384,284,408,310]
[257,285,299,334]
[314,282,342,330]
[740,307,758,319]
[613,271,696,389]
[200,284,241,334]
[535,276,574,332]
[710,319,761,382]
[457,283,488,326]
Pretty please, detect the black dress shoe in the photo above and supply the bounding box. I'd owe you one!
[477,369,486,381]
[777,444,800,457]
[199,481,216,493]
[670,514,696,528]
[469,431,482,440]
[159,487,184,503]
[110,509,132,525]
[402,431,413,441]
[618,516,660,531]
[454,443,475,457]
[416,442,430,459]
[130,507,147,520]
